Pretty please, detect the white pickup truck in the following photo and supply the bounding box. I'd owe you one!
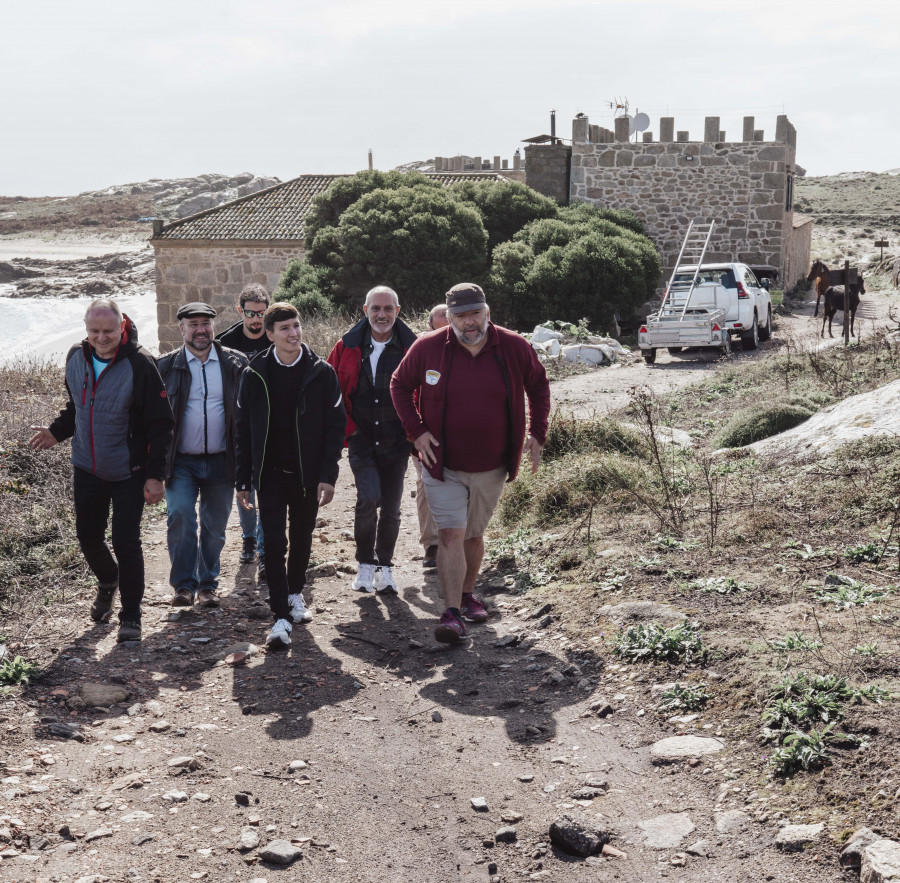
[638,261,773,364]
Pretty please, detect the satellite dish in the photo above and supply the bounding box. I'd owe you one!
[631,112,650,134]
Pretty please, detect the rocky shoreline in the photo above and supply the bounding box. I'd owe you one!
[0,251,154,299]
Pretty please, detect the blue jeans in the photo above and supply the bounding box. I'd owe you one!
[347,435,408,567]
[237,485,265,559]
[165,453,233,593]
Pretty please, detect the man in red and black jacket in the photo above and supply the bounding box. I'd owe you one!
[327,286,417,596]
[30,298,174,643]
[391,283,550,645]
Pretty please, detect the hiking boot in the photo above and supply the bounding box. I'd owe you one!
[171,587,194,607]
[288,592,313,624]
[373,566,398,594]
[197,588,220,608]
[116,620,142,643]
[423,545,438,569]
[239,537,257,563]
[90,580,118,623]
[257,558,267,582]
[460,592,489,623]
[352,562,376,593]
[265,618,292,650]
[434,609,467,644]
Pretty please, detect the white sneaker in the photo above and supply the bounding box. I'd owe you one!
[352,562,376,593]
[373,566,398,594]
[288,592,313,624]
[265,618,292,649]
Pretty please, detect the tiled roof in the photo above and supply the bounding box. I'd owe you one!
[153,171,509,242]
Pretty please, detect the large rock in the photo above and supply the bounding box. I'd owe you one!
[748,378,900,459]
[79,684,130,707]
[715,809,749,833]
[650,735,725,764]
[258,839,303,865]
[549,812,608,856]
[774,823,823,850]
[639,813,696,849]
[862,839,900,883]
[841,828,883,869]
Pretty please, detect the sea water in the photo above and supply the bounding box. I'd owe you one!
[0,287,159,366]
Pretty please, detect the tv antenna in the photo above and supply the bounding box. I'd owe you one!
[606,96,629,117]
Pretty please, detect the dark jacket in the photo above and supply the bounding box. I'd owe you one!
[326,316,417,444]
[390,322,550,482]
[216,320,270,359]
[49,316,174,482]
[235,344,346,493]
[156,341,249,481]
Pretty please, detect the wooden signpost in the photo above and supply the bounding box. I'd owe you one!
[875,239,889,262]
[828,261,857,345]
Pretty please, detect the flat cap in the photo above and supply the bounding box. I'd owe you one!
[446,283,486,314]
[176,302,216,320]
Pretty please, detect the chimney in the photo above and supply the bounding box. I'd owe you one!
[368,149,373,171]
[152,219,163,236]
[551,109,556,145]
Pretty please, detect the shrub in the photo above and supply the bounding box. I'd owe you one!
[309,186,488,311]
[542,412,648,462]
[274,259,336,316]
[715,403,814,449]
[614,620,707,664]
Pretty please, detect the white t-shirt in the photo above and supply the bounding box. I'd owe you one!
[369,337,389,378]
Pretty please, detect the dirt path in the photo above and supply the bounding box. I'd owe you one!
[5,292,896,881]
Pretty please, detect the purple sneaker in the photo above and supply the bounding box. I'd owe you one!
[460,593,489,623]
[434,609,467,644]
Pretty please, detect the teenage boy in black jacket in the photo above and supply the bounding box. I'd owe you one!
[235,303,345,649]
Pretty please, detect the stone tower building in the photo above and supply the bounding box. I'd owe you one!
[526,114,811,288]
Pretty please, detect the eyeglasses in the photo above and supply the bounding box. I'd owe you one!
[242,309,265,318]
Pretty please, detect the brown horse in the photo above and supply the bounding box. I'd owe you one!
[821,274,866,338]
[806,259,831,317]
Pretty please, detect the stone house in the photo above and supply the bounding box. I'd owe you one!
[151,170,509,352]
[524,113,811,290]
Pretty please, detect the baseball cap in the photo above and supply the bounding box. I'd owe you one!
[446,283,486,315]
[176,302,217,320]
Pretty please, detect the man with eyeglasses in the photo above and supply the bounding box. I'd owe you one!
[216,282,271,573]
[158,303,249,608]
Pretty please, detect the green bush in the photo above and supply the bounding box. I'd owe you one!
[489,203,660,329]
[715,403,814,448]
[274,259,336,316]
[308,185,488,311]
[450,179,558,252]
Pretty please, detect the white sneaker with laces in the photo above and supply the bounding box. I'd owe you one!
[352,562,376,593]
[265,618,292,649]
[288,592,313,624]
[373,566,398,594]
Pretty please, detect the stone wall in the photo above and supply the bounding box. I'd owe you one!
[570,114,800,283]
[784,216,813,290]
[153,241,304,352]
[524,144,572,204]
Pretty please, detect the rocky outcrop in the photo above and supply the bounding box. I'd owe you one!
[79,173,280,220]
[2,251,154,299]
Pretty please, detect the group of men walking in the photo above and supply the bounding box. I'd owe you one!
[30,279,550,649]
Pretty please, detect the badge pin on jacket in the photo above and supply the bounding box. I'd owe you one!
[425,370,440,386]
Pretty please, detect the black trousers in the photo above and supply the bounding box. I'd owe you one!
[258,466,319,621]
[73,467,146,624]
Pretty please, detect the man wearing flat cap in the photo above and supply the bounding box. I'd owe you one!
[391,283,550,644]
[157,303,249,608]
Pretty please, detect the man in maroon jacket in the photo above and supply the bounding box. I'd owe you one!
[391,283,550,644]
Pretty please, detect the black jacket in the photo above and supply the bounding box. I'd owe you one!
[49,316,174,482]
[216,320,270,359]
[156,341,249,481]
[235,344,346,493]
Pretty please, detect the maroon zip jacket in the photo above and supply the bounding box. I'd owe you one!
[390,323,550,482]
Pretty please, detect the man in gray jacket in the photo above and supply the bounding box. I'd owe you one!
[157,303,249,608]
[30,299,174,643]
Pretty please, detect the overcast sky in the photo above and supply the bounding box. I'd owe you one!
[2,0,896,196]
